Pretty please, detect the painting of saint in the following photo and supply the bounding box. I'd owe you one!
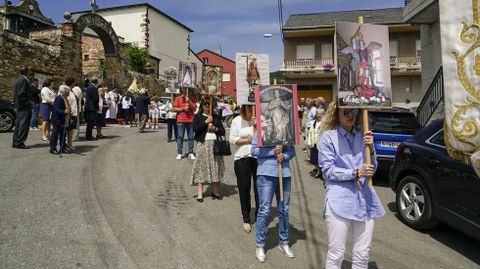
[255,85,300,147]
[235,53,270,105]
[335,21,392,107]
[178,62,197,88]
[202,65,223,95]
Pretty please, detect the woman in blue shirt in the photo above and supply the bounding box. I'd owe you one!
[251,135,296,263]
[318,102,385,269]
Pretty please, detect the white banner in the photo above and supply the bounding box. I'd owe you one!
[235,53,270,105]
[440,0,480,161]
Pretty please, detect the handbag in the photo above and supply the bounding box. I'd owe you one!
[213,135,231,156]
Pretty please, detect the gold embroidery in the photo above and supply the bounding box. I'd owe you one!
[448,0,480,163]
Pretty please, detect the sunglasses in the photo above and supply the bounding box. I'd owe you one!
[342,108,359,117]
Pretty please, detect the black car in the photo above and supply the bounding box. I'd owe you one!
[369,108,422,169]
[389,119,480,241]
[0,99,16,132]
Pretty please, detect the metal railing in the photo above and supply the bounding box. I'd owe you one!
[416,66,444,126]
[390,56,421,70]
[282,59,334,70]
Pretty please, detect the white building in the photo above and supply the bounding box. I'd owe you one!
[73,3,202,83]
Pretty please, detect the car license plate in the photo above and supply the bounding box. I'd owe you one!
[380,141,400,148]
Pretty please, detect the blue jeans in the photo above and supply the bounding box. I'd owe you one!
[30,103,40,128]
[166,119,177,141]
[255,175,292,247]
[176,122,194,154]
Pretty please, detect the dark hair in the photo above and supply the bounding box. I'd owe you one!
[20,67,29,75]
[91,77,98,84]
[198,99,213,115]
[43,78,52,87]
[65,77,75,87]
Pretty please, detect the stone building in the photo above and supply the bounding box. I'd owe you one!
[0,0,169,101]
[72,3,203,84]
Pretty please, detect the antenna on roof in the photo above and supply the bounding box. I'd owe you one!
[90,0,98,14]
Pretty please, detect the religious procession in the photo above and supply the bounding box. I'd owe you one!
[1,0,480,268]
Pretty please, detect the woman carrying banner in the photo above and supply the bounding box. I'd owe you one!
[318,102,385,269]
[251,135,296,263]
[229,105,258,234]
[191,98,226,202]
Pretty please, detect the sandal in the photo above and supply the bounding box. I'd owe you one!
[243,223,252,234]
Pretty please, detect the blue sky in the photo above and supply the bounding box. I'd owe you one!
[32,0,404,70]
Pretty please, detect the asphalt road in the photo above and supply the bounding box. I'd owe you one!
[1,125,479,269]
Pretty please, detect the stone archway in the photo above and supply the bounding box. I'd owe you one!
[73,13,120,56]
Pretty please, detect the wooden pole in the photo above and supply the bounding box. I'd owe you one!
[358,15,372,188]
[278,161,284,201]
[209,95,213,116]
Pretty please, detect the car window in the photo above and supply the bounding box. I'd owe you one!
[429,130,445,147]
[369,112,421,133]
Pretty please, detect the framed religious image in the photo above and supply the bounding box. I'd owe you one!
[202,65,223,95]
[235,53,270,105]
[335,21,392,108]
[178,62,197,88]
[255,84,300,147]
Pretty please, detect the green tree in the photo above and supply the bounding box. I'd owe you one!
[124,43,150,74]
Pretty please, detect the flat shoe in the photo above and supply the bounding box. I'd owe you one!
[196,197,204,203]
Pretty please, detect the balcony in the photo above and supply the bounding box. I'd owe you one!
[281,59,335,72]
[390,56,421,72]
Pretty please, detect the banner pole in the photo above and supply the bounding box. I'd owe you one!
[357,15,373,188]
[271,79,284,201]
[209,95,213,116]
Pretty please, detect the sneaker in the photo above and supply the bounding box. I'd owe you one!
[176,154,182,160]
[256,247,266,263]
[188,153,196,160]
[278,244,295,258]
[42,135,48,141]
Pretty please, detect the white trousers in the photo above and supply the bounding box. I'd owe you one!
[325,204,375,269]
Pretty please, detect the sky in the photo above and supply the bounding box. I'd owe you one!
[29,0,404,71]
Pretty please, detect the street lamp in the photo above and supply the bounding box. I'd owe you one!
[263,33,281,38]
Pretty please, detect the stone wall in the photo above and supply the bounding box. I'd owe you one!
[82,34,105,77]
[0,30,82,101]
[0,14,163,101]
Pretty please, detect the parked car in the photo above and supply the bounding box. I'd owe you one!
[158,96,172,122]
[0,99,16,132]
[369,108,422,169]
[389,119,480,241]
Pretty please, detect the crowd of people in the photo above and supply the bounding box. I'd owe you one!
[12,66,384,268]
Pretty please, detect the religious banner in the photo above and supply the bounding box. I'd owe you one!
[178,62,197,88]
[165,81,180,94]
[440,0,480,166]
[202,65,223,95]
[236,53,270,105]
[335,21,392,107]
[255,84,300,147]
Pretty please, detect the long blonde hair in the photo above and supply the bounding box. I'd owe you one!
[321,101,363,132]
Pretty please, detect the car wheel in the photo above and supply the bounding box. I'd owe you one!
[396,175,438,229]
[0,110,15,132]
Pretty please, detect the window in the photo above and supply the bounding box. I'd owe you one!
[83,54,90,61]
[415,40,422,57]
[296,44,315,60]
[222,73,231,82]
[320,43,333,59]
[389,40,398,57]
[428,130,445,147]
[203,57,209,64]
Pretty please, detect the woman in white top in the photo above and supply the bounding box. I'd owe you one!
[165,99,177,142]
[40,78,56,141]
[229,105,258,234]
[307,108,325,178]
[121,93,132,126]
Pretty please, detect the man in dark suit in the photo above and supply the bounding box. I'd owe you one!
[85,77,99,140]
[12,67,33,149]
